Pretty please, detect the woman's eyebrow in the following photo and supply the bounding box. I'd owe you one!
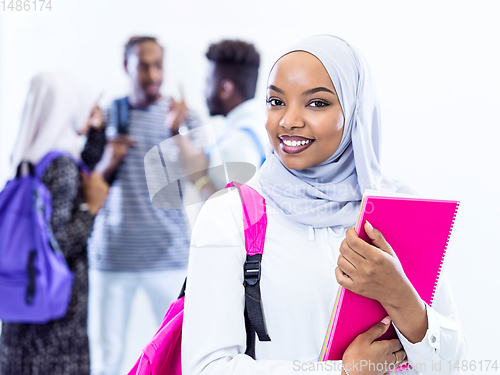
[267,85,285,94]
[303,87,335,96]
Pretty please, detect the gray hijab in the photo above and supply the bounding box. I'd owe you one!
[258,35,396,229]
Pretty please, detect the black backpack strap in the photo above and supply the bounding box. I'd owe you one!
[244,253,271,359]
[15,162,35,178]
[112,97,130,135]
[107,97,130,184]
[178,278,187,299]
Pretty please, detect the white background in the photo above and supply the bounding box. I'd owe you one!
[1,0,499,373]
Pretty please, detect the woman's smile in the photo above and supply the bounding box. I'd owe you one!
[279,135,315,154]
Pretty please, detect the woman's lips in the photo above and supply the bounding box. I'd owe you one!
[279,135,314,154]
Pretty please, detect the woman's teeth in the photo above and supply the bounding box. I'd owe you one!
[283,139,311,147]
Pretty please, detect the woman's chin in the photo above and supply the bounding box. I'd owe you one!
[271,144,315,170]
[279,155,311,171]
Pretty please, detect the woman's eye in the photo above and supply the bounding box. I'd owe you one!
[267,98,284,106]
[309,100,329,108]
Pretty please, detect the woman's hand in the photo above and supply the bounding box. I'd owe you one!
[335,221,428,344]
[81,171,109,215]
[335,222,411,308]
[342,317,406,375]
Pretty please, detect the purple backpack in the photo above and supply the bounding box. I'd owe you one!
[128,182,270,375]
[0,151,79,323]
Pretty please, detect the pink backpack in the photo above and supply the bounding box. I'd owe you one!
[127,182,270,375]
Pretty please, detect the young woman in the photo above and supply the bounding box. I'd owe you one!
[182,35,466,374]
[0,71,108,374]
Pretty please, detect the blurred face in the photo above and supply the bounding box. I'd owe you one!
[205,62,224,116]
[265,51,344,171]
[126,41,163,104]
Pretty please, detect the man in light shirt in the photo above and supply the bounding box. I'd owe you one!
[169,39,267,199]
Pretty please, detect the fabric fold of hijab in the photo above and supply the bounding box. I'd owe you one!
[258,35,396,229]
[10,71,97,177]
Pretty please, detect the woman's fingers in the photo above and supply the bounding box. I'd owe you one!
[362,316,392,343]
[363,221,396,257]
[346,224,396,260]
[345,227,368,259]
[339,237,364,268]
[338,222,411,303]
[386,338,403,353]
[394,349,407,364]
[337,254,356,277]
[335,266,354,289]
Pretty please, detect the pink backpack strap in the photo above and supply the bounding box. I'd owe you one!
[225,182,271,359]
[225,181,267,256]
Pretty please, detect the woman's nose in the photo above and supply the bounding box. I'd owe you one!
[280,105,305,129]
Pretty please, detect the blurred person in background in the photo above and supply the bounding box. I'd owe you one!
[87,36,198,375]
[169,39,267,199]
[0,71,109,375]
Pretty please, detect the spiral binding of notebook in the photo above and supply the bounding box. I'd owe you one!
[429,202,459,306]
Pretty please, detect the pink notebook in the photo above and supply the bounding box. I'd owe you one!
[319,194,459,361]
